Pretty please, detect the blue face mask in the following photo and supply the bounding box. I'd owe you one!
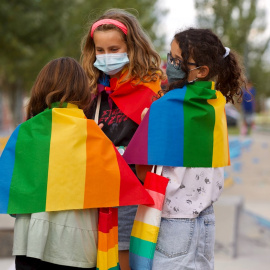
[94,53,129,75]
[166,60,186,83]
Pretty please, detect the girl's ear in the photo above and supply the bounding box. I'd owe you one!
[197,65,209,79]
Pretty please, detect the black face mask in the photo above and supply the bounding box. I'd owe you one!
[166,61,186,84]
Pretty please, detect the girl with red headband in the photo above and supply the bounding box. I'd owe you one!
[81,8,164,270]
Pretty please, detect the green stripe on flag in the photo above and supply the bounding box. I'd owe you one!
[130,236,156,259]
[8,110,52,213]
[183,82,216,167]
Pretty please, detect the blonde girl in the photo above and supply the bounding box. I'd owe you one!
[81,9,164,270]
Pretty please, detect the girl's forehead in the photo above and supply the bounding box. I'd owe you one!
[93,29,125,45]
[171,39,182,57]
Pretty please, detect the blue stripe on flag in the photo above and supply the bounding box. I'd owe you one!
[148,87,187,166]
[0,125,20,213]
[129,252,153,270]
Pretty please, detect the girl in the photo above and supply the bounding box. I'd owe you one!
[0,57,152,270]
[81,9,164,270]
[11,57,97,270]
[124,28,246,270]
[10,57,98,270]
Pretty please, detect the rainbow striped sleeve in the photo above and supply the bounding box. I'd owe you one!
[97,208,120,270]
[129,172,169,269]
[0,104,153,214]
[123,81,230,167]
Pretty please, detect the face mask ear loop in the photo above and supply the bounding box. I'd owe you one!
[187,66,200,83]
[188,77,198,84]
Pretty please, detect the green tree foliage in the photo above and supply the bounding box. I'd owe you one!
[0,0,166,126]
[194,0,270,99]
[0,0,165,90]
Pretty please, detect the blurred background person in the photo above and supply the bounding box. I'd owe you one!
[241,80,256,135]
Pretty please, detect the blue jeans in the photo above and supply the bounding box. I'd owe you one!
[152,205,215,270]
[118,205,138,250]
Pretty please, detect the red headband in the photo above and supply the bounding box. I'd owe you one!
[90,19,128,37]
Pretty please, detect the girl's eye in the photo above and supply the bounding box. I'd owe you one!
[111,48,119,52]
[96,48,104,52]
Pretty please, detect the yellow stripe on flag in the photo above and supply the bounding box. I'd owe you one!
[66,103,78,108]
[46,108,87,211]
[97,245,119,270]
[131,220,159,243]
[207,91,229,167]
[211,81,215,90]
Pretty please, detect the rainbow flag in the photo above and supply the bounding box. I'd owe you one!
[101,70,161,124]
[0,103,153,214]
[129,171,169,269]
[124,81,230,167]
[97,208,119,270]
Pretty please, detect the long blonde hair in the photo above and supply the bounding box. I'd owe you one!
[81,9,164,94]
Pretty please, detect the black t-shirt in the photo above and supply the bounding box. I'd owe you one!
[85,91,138,147]
[85,91,139,176]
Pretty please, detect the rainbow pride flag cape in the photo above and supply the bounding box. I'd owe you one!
[124,81,230,167]
[129,171,169,269]
[100,70,161,124]
[0,103,153,214]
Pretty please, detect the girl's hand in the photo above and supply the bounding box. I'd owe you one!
[141,108,149,120]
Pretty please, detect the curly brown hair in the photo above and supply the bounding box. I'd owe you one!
[168,28,246,103]
[26,57,91,119]
[80,9,164,94]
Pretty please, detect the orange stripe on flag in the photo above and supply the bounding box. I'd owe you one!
[98,227,118,252]
[84,120,120,208]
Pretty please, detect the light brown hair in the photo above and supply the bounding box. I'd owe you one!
[80,9,164,94]
[26,57,91,119]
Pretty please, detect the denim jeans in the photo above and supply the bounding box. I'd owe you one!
[152,205,215,270]
[118,205,138,250]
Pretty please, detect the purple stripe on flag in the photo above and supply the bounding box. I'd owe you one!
[123,110,149,165]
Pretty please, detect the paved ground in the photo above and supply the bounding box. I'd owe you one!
[1,130,270,269]
[215,130,270,269]
[0,258,14,270]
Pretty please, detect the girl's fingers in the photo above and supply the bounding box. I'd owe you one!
[141,108,149,120]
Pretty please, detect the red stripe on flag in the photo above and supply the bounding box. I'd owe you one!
[145,189,165,211]
[115,148,154,206]
[144,172,169,195]
[111,84,159,125]
[98,208,117,234]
